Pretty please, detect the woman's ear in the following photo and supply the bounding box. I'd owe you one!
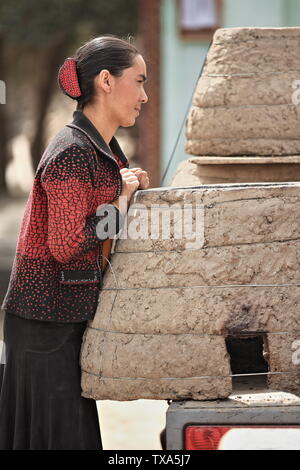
[96,69,112,93]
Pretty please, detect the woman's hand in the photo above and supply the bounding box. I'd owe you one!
[119,168,140,200]
[111,168,139,215]
[111,168,150,216]
[129,167,150,189]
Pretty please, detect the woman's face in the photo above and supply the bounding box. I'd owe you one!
[106,54,148,127]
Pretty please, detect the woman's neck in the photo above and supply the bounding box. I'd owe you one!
[82,105,118,146]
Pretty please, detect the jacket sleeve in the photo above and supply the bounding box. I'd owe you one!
[41,144,123,264]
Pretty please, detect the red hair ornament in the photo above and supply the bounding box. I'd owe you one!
[58,58,82,99]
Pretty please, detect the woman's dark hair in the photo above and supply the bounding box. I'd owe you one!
[72,35,139,110]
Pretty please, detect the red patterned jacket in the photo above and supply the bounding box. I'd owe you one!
[1,110,129,322]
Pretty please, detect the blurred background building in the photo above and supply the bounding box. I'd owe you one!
[1,0,300,449]
[160,0,300,185]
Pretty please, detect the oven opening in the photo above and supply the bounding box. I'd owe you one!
[225,334,269,390]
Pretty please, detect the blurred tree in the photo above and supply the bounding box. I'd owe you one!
[0,0,138,193]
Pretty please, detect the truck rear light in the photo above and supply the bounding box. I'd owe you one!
[185,426,300,450]
[185,426,230,450]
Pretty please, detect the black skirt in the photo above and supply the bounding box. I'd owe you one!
[0,312,102,450]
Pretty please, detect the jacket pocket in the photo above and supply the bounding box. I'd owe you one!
[58,269,102,320]
[59,269,101,285]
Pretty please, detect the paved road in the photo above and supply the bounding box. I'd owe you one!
[0,194,167,450]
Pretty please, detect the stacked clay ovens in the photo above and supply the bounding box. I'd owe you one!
[80,28,300,401]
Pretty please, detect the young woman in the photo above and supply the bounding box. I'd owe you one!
[0,35,149,450]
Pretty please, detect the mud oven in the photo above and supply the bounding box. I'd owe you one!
[80,28,300,401]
